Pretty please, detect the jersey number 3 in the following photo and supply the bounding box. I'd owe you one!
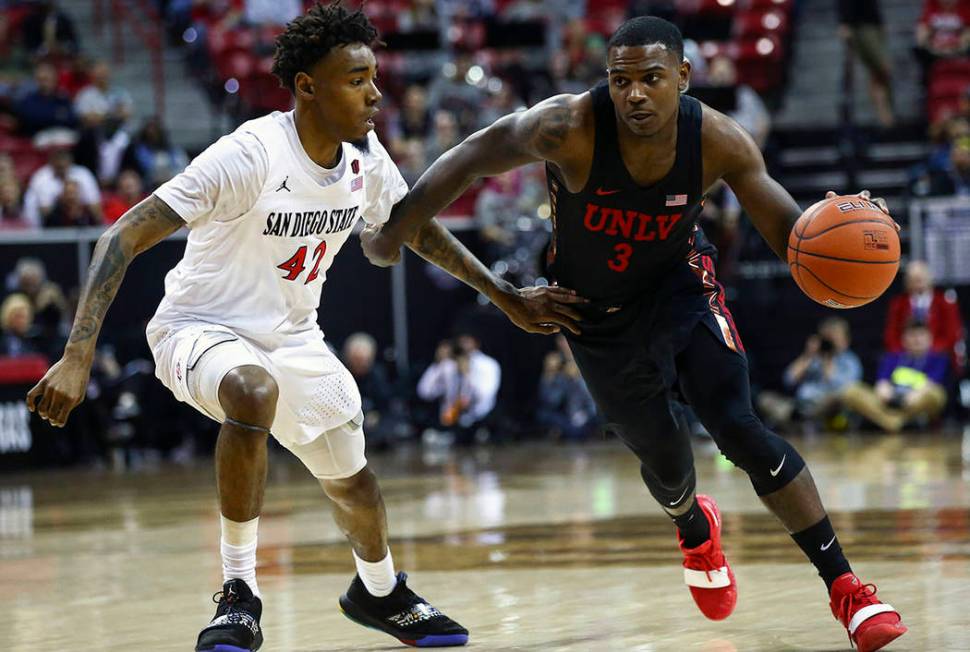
[278,242,327,284]
[608,243,633,272]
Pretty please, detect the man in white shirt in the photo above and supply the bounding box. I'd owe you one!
[418,335,501,440]
[23,148,102,227]
[26,4,586,651]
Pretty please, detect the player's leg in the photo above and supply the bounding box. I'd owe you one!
[285,413,468,647]
[147,325,273,652]
[678,326,906,651]
[195,365,277,652]
[565,336,737,620]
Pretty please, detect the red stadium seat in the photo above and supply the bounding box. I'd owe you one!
[738,0,793,12]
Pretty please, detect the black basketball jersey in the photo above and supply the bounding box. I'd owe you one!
[546,84,710,303]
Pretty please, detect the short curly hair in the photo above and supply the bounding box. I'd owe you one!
[272,2,380,93]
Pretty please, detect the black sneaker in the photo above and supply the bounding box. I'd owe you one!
[339,572,469,647]
[196,578,264,652]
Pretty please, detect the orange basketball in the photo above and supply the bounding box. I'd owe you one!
[787,195,900,309]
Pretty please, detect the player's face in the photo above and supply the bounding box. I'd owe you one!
[607,44,689,138]
[306,43,382,142]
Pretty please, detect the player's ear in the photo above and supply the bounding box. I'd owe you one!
[295,72,315,100]
[678,57,691,94]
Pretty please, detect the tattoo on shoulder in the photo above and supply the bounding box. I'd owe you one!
[530,100,573,157]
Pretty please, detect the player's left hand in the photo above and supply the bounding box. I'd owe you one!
[493,285,589,336]
[825,190,900,231]
[360,224,402,267]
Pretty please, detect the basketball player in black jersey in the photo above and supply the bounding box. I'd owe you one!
[363,16,907,652]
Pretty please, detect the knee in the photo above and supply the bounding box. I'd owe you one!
[218,366,279,428]
[714,413,774,468]
[322,466,381,509]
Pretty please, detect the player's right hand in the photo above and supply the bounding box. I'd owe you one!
[25,356,91,428]
[495,285,589,336]
[360,224,402,267]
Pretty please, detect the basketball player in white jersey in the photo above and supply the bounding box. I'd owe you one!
[25,4,586,650]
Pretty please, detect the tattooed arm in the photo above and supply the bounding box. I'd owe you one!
[27,195,185,427]
[405,219,586,335]
[360,93,586,267]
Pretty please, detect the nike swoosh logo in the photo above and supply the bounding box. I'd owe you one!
[669,485,691,506]
[821,535,837,551]
[595,187,621,196]
[769,454,786,477]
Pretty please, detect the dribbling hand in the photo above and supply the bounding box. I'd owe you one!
[25,356,91,428]
[494,285,589,336]
[824,190,900,231]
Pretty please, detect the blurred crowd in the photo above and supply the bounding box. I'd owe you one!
[0,0,968,467]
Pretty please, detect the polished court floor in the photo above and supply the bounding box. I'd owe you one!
[2,432,969,651]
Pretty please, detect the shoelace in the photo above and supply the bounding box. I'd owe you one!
[836,582,880,646]
[683,543,724,583]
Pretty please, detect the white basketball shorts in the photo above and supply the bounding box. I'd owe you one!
[146,319,366,479]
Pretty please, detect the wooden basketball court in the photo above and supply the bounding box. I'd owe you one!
[2,433,968,651]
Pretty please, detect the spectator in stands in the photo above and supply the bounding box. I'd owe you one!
[22,147,102,227]
[417,335,501,445]
[44,179,101,227]
[21,0,79,57]
[14,61,78,136]
[8,257,68,345]
[388,84,431,161]
[102,170,146,223]
[476,82,524,130]
[121,117,189,187]
[74,61,132,126]
[426,53,488,133]
[842,321,949,432]
[0,293,41,357]
[884,260,966,374]
[707,56,770,147]
[423,109,462,166]
[838,0,895,127]
[0,154,27,228]
[73,60,134,182]
[342,332,400,445]
[915,0,970,80]
[537,347,598,441]
[757,317,862,432]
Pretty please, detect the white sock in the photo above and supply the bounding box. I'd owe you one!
[353,548,397,597]
[221,515,260,598]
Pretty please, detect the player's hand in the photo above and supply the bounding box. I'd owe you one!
[825,190,900,231]
[360,224,402,267]
[25,355,91,428]
[493,285,589,336]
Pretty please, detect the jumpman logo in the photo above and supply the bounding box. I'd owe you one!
[276,176,291,192]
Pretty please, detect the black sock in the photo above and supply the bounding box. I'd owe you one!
[790,516,852,591]
[670,499,711,549]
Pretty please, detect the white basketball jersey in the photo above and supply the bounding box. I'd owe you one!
[149,112,407,336]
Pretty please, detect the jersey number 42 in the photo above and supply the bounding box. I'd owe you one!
[277,242,327,284]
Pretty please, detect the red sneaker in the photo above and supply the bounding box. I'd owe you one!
[678,494,737,620]
[829,573,907,652]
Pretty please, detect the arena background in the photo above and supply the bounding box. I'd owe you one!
[0,1,969,650]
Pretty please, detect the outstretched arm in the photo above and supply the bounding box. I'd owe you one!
[405,219,586,335]
[26,195,185,426]
[361,94,581,266]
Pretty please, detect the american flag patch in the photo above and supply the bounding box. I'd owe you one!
[666,194,687,206]
[351,176,363,192]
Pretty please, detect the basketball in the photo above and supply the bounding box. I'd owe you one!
[787,196,900,309]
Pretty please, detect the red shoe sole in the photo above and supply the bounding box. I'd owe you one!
[855,623,908,652]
